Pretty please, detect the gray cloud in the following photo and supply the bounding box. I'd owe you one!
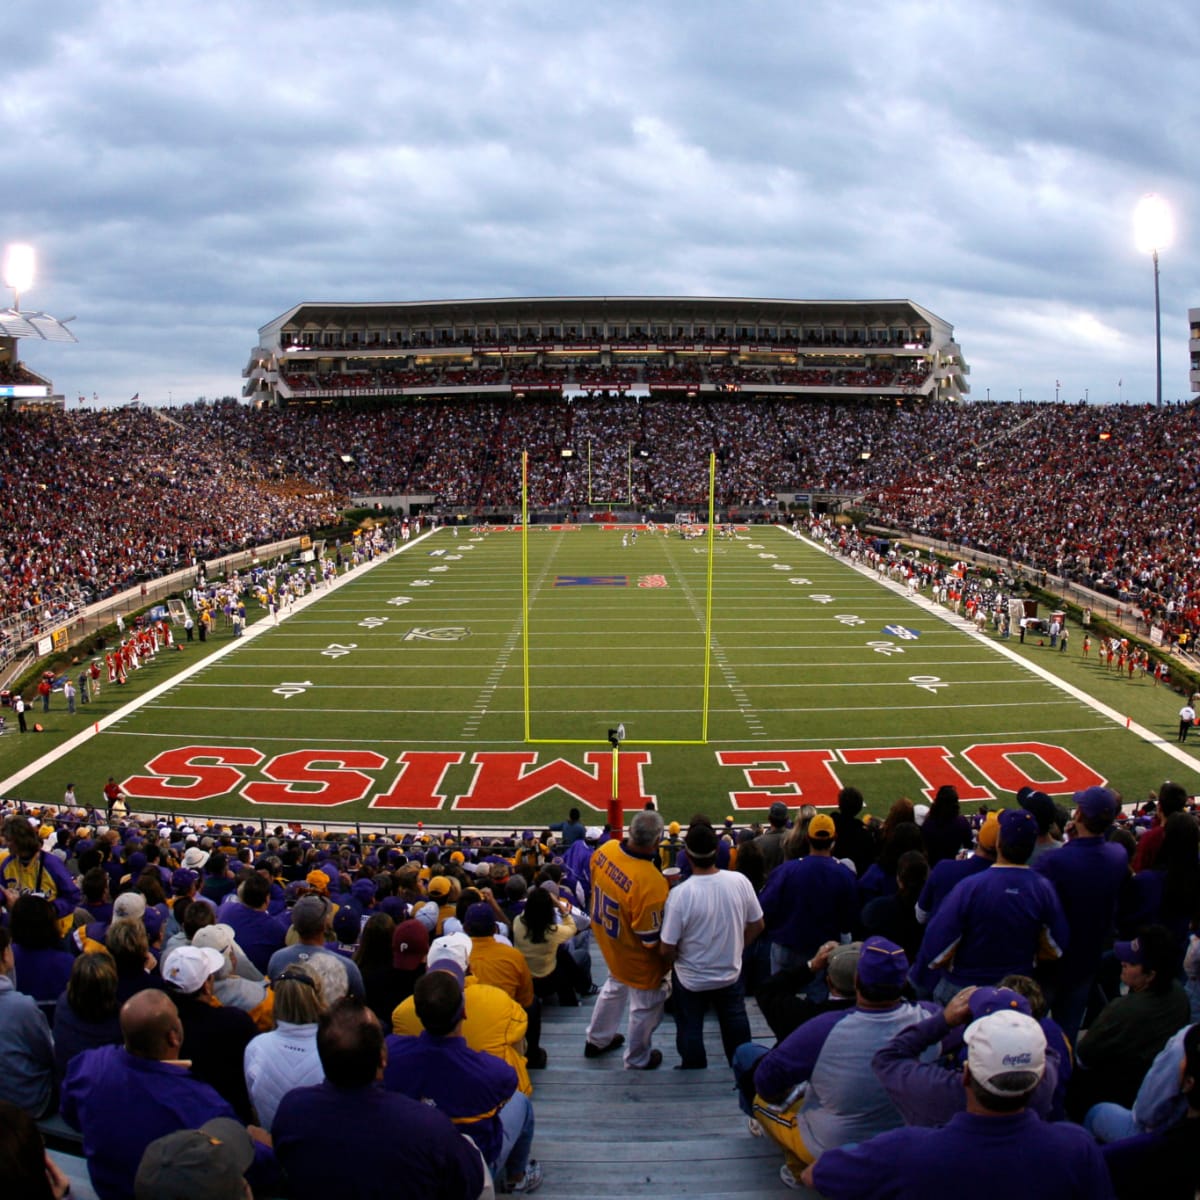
[8,0,1195,407]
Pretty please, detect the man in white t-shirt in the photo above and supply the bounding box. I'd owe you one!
[1179,703,1196,743]
[661,821,764,1069]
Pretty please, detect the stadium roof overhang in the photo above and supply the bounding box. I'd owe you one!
[0,309,78,342]
[261,297,949,336]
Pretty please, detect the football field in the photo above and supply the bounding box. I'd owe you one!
[5,523,1200,827]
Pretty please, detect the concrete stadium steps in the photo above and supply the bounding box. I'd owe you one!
[525,943,793,1198]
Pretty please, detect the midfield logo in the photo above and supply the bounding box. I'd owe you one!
[553,575,628,587]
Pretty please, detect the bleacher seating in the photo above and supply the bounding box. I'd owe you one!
[4,397,1200,649]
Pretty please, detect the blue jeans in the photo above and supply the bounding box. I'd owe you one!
[1084,1102,1138,1144]
[671,971,752,1069]
[733,1042,770,1115]
[932,976,962,1006]
[1050,975,1095,1048]
[769,944,828,1004]
[494,1091,535,1179]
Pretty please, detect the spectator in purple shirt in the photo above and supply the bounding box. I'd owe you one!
[872,984,1061,1126]
[61,989,273,1200]
[915,809,1069,1004]
[803,1010,1113,1199]
[9,894,74,1010]
[915,812,998,926]
[1033,786,1130,1044]
[385,960,541,1192]
[273,995,486,1200]
[78,866,115,926]
[760,814,857,985]
[53,951,122,1086]
[221,872,288,974]
[920,785,974,866]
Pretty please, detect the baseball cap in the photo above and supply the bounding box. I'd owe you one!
[1016,788,1056,834]
[856,936,909,989]
[351,878,377,903]
[808,813,836,843]
[1114,937,1149,966]
[305,869,331,892]
[135,1118,255,1200]
[426,958,466,990]
[968,986,1033,1021]
[392,919,430,970]
[113,892,147,921]
[427,876,453,899]
[998,808,1038,854]
[964,1010,1046,1096]
[162,945,224,994]
[668,821,681,836]
[976,812,1001,851]
[192,923,236,955]
[768,800,789,824]
[827,942,862,996]
[449,850,466,865]
[1074,785,1118,825]
[291,894,331,936]
[463,902,497,935]
[332,906,362,943]
[141,907,164,942]
[171,868,197,894]
[427,931,472,973]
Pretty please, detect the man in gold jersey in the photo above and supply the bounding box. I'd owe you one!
[583,810,669,1070]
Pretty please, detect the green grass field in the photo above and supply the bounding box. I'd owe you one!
[4,523,1200,827]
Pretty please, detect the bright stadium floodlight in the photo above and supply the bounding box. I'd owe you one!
[1133,194,1173,408]
[4,242,35,310]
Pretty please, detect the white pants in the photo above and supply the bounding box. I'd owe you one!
[585,975,669,1068]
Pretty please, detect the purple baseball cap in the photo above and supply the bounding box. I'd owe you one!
[1073,786,1118,824]
[171,868,197,894]
[855,936,909,989]
[968,985,1033,1021]
[998,808,1038,853]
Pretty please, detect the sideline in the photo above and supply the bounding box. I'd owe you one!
[0,533,430,798]
[792,529,1200,776]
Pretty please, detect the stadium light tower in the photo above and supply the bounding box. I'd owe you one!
[4,242,35,311]
[1133,194,1173,408]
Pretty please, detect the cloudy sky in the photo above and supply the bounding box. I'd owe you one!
[6,0,1195,408]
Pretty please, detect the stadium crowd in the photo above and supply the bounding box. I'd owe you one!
[5,396,1200,657]
[0,407,341,643]
[279,358,929,398]
[3,781,1200,1198]
[276,326,931,353]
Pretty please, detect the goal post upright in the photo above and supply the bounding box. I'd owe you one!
[702,450,716,742]
[521,450,531,742]
[585,438,635,508]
